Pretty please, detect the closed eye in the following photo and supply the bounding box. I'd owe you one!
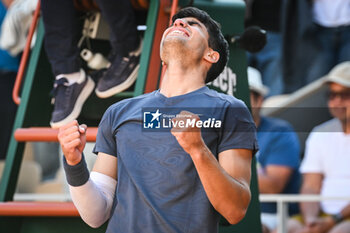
[188,21,201,27]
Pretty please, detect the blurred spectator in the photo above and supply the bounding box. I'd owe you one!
[0,0,20,160]
[0,0,41,193]
[41,0,141,128]
[245,0,284,96]
[288,62,350,233]
[248,67,301,233]
[282,0,350,93]
[0,0,37,56]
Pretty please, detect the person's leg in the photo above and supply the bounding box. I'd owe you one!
[41,0,81,76]
[94,0,141,98]
[94,0,139,57]
[253,31,284,96]
[262,223,270,233]
[41,0,95,128]
[261,213,277,233]
[329,221,350,233]
[337,25,350,64]
[286,217,304,233]
[305,25,336,84]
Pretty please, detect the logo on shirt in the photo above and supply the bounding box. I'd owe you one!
[142,108,222,131]
[143,109,162,129]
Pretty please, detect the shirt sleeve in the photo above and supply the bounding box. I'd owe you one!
[217,103,259,154]
[300,131,323,174]
[93,107,117,157]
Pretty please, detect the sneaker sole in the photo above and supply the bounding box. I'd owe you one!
[50,76,95,128]
[95,64,140,99]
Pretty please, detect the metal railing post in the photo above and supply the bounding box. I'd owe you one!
[277,199,288,233]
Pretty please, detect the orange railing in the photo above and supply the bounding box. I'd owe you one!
[14,127,98,142]
[0,202,78,216]
[12,1,41,105]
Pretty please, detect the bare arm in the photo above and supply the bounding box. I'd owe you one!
[258,165,293,194]
[171,112,252,224]
[92,152,118,179]
[1,0,13,8]
[186,145,252,224]
[218,149,252,222]
[300,173,323,224]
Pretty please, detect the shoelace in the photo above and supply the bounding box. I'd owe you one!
[50,78,69,104]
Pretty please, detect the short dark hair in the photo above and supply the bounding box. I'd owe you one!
[172,7,229,83]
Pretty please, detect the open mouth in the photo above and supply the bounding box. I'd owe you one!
[168,28,190,37]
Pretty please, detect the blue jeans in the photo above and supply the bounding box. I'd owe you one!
[305,24,350,84]
[248,31,283,97]
[41,0,139,76]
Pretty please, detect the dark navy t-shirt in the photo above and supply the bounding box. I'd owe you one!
[93,86,258,233]
[257,117,301,215]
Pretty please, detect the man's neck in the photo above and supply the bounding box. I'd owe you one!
[159,61,207,98]
[253,115,261,128]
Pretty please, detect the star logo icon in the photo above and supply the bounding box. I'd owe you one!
[150,109,162,122]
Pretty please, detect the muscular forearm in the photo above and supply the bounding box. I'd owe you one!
[301,187,321,223]
[190,146,251,224]
[170,111,252,224]
[258,166,292,194]
[258,174,282,194]
[301,202,320,223]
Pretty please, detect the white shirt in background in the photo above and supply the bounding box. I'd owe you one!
[312,0,350,27]
[300,118,350,214]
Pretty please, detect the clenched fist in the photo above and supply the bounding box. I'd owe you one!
[58,120,87,165]
[171,111,205,155]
